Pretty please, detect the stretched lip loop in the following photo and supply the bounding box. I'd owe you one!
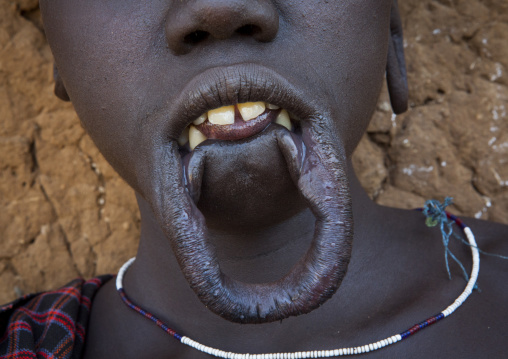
[162,64,322,142]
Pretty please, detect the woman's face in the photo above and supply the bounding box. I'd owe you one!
[40,0,394,323]
[40,0,391,200]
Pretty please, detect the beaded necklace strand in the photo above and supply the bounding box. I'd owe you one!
[116,211,479,358]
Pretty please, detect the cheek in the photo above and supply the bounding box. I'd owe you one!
[43,2,162,118]
[339,19,390,155]
[41,1,171,187]
[284,1,391,155]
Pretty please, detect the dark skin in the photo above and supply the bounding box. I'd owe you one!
[39,0,508,358]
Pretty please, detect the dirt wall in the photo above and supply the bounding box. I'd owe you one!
[1,0,507,303]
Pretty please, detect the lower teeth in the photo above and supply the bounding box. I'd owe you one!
[189,125,208,150]
[275,109,291,131]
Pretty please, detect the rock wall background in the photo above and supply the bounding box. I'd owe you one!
[1,0,507,303]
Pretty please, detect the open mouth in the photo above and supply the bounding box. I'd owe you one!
[178,102,294,151]
[140,65,353,324]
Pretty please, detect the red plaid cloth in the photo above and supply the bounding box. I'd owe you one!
[0,276,111,359]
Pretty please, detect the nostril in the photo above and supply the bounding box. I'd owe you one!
[166,1,279,54]
[236,24,261,37]
[183,30,210,45]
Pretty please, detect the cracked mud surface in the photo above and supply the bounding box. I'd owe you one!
[1,0,507,303]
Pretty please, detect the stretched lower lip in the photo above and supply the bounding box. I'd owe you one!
[136,65,354,324]
[146,123,353,324]
[196,108,280,141]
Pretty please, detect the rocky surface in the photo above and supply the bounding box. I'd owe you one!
[1,0,507,303]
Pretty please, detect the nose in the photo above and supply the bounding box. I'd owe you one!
[165,0,279,54]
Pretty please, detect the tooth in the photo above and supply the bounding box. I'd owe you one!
[238,102,266,121]
[189,125,208,150]
[177,126,189,146]
[193,113,207,126]
[275,109,291,131]
[267,103,280,110]
[208,105,235,125]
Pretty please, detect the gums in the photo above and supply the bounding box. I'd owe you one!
[196,107,280,141]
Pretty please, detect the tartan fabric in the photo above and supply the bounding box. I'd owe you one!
[0,275,112,359]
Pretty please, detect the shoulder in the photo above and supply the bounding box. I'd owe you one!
[466,217,508,251]
[465,217,508,310]
[0,275,112,359]
[458,217,508,291]
[373,207,508,357]
[444,217,508,357]
[392,209,508,302]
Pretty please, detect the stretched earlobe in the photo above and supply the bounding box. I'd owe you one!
[53,63,70,101]
[386,0,408,114]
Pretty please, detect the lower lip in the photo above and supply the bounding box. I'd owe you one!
[195,109,280,141]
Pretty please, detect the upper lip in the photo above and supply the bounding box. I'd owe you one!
[163,64,322,141]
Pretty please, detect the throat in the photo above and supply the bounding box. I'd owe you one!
[208,208,316,283]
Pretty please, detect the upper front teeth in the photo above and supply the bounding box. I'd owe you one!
[238,102,265,121]
[193,102,279,126]
[208,105,235,125]
[181,102,293,150]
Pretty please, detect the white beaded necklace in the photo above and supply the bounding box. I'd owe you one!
[116,221,479,358]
